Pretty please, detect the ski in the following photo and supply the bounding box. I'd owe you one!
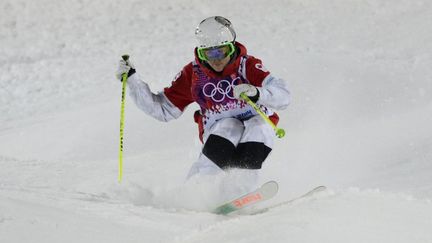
[213,181,279,215]
[251,185,327,215]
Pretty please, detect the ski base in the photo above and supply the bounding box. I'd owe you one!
[213,181,279,215]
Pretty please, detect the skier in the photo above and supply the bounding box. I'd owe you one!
[116,16,290,192]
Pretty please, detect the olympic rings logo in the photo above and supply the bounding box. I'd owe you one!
[202,77,241,102]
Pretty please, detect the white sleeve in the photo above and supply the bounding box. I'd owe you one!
[256,75,291,110]
[126,73,182,122]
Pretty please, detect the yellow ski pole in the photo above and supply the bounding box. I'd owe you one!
[240,93,285,138]
[118,54,129,183]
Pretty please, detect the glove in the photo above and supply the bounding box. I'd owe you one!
[116,58,136,81]
[233,83,259,103]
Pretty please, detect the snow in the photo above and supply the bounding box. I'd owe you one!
[1,0,432,242]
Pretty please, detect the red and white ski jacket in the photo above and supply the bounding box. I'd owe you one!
[126,42,290,142]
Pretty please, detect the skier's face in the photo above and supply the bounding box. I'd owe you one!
[207,55,231,72]
[197,43,235,72]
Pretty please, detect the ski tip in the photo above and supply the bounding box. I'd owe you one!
[314,185,327,191]
[260,181,279,198]
[263,180,278,188]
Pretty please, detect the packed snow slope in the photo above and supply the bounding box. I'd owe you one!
[1,0,432,242]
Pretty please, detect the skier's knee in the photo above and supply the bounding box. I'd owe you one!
[202,134,236,169]
[233,142,272,169]
[203,135,272,170]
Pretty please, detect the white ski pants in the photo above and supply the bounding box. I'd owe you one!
[187,115,275,178]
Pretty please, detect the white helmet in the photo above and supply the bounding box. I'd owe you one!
[195,16,236,48]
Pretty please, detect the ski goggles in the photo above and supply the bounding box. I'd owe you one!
[197,42,235,61]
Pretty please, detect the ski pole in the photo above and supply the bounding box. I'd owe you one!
[240,93,285,138]
[118,54,129,183]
